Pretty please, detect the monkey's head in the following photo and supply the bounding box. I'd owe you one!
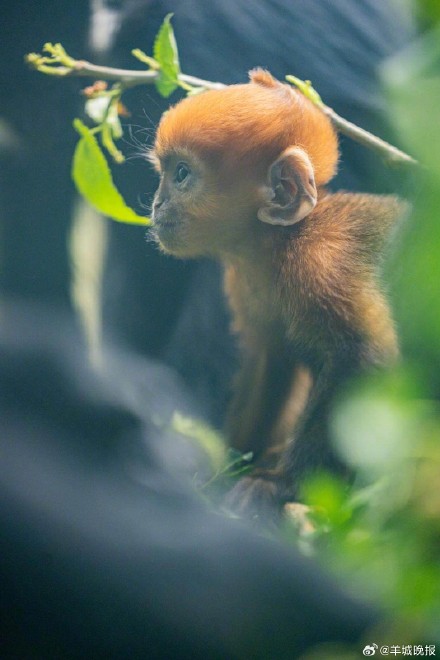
[151,69,338,258]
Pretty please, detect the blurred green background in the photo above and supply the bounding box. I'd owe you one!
[299,4,440,648]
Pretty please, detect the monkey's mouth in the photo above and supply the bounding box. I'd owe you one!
[150,214,186,252]
[152,218,182,241]
[154,219,178,229]
[151,209,181,230]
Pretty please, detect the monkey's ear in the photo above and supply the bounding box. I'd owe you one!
[258,147,317,226]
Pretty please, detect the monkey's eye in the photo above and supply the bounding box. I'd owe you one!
[174,162,191,185]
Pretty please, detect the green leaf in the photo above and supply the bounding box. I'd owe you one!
[72,119,149,225]
[153,13,180,98]
[285,75,324,107]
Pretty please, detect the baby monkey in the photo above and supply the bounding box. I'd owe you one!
[151,69,403,517]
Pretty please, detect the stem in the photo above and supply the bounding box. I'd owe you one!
[322,106,418,169]
[286,75,417,169]
[70,60,225,90]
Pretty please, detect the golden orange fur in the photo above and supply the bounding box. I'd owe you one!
[151,70,405,517]
[156,69,338,186]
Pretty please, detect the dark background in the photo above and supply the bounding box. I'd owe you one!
[0,2,415,656]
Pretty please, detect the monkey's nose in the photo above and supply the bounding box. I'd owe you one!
[153,197,168,214]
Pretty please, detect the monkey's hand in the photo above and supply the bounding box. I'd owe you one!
[284,502,316,536]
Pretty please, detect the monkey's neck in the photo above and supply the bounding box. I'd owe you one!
[222,185,330,260]
[221,228,288,348]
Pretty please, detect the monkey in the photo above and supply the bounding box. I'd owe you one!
[101,0,413,432]
[4,0,411,403]
[150,69,405,517]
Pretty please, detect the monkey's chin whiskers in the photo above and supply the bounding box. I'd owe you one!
[153,219,179,228]
[151,208,180,228]
[149,216,188,255]
[151,218,182,239]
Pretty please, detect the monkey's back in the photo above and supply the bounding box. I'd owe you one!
[274,192,402,366]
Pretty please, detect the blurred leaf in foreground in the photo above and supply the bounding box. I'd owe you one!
[383,25,440,370]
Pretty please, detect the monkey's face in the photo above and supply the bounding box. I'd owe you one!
[151,143,319,258]
[151,148,258,258]
[150,74,339,257]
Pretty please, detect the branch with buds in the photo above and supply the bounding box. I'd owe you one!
[26,43,417,170]
[24,15,417,225]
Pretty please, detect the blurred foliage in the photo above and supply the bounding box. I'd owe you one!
[415,0,440,28]
[171,412,254,500]
[292,16,440,647]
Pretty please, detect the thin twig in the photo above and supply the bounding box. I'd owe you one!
[286,75,418,169]
[28,54,226,90]
[322,106,418,169]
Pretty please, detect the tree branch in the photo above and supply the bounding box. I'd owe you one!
[26,47,225,90]
[285,75,418,170]
[322,106,418,169]
[26,45,417,169]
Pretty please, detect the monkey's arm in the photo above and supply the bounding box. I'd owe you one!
[223,262,309,460]
[277,354,358,501]
[226,345,309,460]
[225,345,314,519]
[225,352,356,518]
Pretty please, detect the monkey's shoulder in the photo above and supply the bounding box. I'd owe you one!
[268,192,404,332]
[308,191,407,244]
[277,191,408,281]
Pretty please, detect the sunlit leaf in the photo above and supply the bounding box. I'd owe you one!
[72,119,149,225]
